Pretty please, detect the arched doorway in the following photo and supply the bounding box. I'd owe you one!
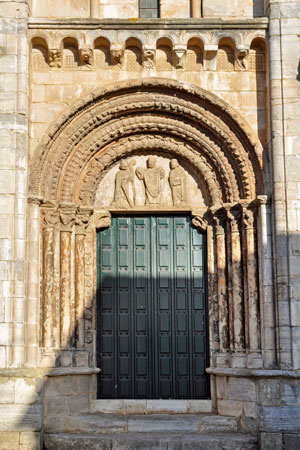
[28,78,265,398]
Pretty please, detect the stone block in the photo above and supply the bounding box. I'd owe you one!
[68,394,89,415]
[244,401,258,419]
[283,434,300,450]
[160,0,190,18]
[227,377,257,402]
[44,375,78,397]
[15,378,40,405]
[44,395,68,416]
[260,432,283,450]
[0,431,19,450]
[78,375,90,394]
[216,375,227,399]
[0,377,14,403]
[0,404,42,432]
[90,399,124,414]
[74,351,89,368]
[258,380,282,406]
[124,400,147,414]
[147,400,186,414]
[260,406,300,433]
[218,399,244,417]
[20,431,40,450]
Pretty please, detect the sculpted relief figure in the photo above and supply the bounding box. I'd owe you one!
[111,159,136,208]
[136,156,165,206]
[169,159,187,206]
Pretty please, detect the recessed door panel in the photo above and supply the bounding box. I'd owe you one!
[97,216,208,399]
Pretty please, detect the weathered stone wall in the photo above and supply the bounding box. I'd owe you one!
[267,0,300,373]
[0,0,28,369]
[29,0,265,19]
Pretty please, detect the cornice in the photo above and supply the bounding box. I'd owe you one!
[28,17,269,31]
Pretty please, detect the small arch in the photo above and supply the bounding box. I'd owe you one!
[124,38,143,71]
[94,37,111,70]
[186,38,203,71]
[156,38,174,71]
[217,38,235,72]
[31,37,49,71]
[63,38,80,71]
[249,38,266,72]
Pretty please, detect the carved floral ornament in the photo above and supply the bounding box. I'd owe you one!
[30,79,264,211]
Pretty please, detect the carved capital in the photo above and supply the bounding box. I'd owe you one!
[28,195,43,205]
[212,214,225,235]
[143,45,155,70]
[243,208,255,229]
[48,48,62,68]
[75,207,93,235]
[42,208,59,229]
[174,45,186,69]
[227,210,240,233]
[110,45,124,65]
[80,48,93,68]
[236,47,249,71]
[94,211,111,230]
[192,215,208,232]
[60,205,77,232]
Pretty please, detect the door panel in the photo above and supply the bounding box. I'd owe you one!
[97,216,209,399]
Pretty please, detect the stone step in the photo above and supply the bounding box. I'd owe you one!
[60,413,239,435]
[91,399,212,415]
[44,432,258,450]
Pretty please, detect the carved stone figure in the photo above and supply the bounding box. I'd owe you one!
[48,48,62,68]
[143,46,155,69]
[111,159,136,208]
[136,156,165,206]
[80,48,93,68]
[110,45,124,65]
[169,159,187,206]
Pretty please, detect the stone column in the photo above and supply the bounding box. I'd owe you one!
[228,209,245,367]
[191,0,202,18]
[243,207,262,368]
[42,206,59,349]
[267,0,297,370]
[90,0,100,18]
[213,215,229,366]
[257,196,276,368]
[26,197,41,366]
[75,209,91,349]
[60,207,76,349]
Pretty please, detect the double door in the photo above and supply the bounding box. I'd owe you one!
[97,216,209,399]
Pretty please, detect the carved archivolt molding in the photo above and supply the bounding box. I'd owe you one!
[30,79,264,207]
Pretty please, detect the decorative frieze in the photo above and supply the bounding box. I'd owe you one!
[29,29,266,73]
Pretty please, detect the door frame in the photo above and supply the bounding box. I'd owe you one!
[96,212,210,400]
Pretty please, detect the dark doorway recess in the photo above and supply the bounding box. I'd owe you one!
[97,216,209,399]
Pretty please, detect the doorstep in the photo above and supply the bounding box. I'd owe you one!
[91,399,212,414]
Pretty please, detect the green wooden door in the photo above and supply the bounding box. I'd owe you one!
[97,216,209,399]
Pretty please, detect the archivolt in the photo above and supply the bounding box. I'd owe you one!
[30,78,264,206]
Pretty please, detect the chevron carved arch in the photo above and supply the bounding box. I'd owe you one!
[30,78,264,207]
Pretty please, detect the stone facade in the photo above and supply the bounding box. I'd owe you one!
[0,1,300,449]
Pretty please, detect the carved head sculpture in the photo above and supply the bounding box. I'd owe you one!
[111,46,123,65]
[80,48,93,63]
[147,156,157,168]
[119,159,128,170]
[170,159,179,169]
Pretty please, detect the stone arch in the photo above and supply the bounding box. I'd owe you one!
[30,79,267,372]
[30,78,264,205]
